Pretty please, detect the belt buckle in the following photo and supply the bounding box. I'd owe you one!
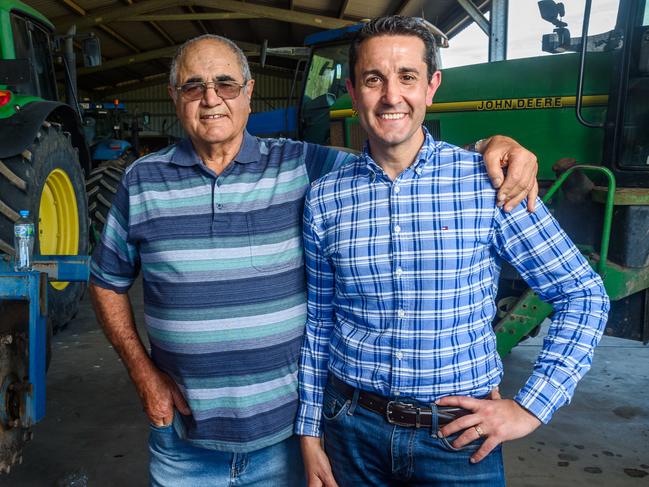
[386,401,418,427]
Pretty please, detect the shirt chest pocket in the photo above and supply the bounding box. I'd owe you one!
[246,200,304,273]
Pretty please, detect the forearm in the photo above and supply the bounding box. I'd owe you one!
[89,283,156,383]
[495,204,610,422]
[295,316,334,437]
[515,274,609,422]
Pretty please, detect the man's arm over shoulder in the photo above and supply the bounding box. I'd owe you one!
[471,136,539,212]
[493,200,610,423]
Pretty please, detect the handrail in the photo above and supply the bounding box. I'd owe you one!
[542,164,615,276]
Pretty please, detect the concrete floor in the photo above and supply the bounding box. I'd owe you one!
[1,281,648,486]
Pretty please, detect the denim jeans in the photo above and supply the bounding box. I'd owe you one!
[322,379,505,487]
[148,424,305,487]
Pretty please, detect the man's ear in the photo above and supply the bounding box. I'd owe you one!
[245,79,255,100]
[168,85,177,104]
[345,78,356,109]
[426,71,442,106]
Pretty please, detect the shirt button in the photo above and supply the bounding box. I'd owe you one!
[395,267,403,277]
[397,309,406,318]
[394,225,401,234]
[415,167,422,175]
[217,203,223,210]
[395,351,403,360]
[394,185,400,194]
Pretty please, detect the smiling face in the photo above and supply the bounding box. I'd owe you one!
[346,34,441,159]
[168,39,254,156]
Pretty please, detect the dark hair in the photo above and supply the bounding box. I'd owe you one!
[348,16,437,87]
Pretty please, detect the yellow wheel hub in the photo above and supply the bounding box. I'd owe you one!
[38,169,79,291]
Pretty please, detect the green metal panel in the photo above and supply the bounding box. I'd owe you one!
[0,9,12,58]
[331,52,613,181]
[0,0,53,31]
[0,95,41,119]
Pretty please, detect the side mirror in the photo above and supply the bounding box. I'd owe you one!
[538,1,567,28]
[82,36,102,67]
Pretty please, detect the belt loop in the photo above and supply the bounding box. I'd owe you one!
[347,388,360,416]
[429,402,439,437]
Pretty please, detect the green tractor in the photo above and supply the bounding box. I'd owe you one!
[298,0,649,354]
[0,0,100,330]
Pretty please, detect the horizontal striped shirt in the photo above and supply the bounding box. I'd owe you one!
[295,129,609,437]
[90,132,352,452]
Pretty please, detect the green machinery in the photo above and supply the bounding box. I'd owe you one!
[0,1,98,471]
[0,0,99,330]
[298,0,649,354]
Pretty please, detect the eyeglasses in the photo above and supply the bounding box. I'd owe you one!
[175,80,247,101]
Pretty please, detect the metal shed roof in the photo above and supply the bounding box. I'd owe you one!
[16,0,490,94]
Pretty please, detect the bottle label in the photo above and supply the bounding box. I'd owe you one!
[15,224,34,237]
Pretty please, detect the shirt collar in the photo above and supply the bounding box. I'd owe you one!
[359,126,438,178]
[170,130,261,167]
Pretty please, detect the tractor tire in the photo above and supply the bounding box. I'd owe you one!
[86,163,125,245]
[0,122,88,331]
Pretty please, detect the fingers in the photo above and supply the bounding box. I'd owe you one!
[438,413,480,438]
[471,437,501,463]
[483,154,505,189]
[307,477,324,487]
[488,386,501,400]
[527,180,539,212]
[495,144,538,212]
[171,385,191,415]
[435,395,482,410]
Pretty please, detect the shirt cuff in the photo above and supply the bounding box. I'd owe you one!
[294,403,323,437]
[514,374,570,424]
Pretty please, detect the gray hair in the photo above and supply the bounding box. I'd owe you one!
[169,34,252,87]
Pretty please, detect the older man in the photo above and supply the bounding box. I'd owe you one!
[89,33,538,486]
[296,16,609,487]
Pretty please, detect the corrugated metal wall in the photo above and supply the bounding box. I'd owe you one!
[109,68,299,140]
[111,84,182,138]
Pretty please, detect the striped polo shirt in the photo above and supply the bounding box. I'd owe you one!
[90,132,352,452]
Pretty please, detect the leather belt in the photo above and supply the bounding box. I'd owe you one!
[329,375,471,428]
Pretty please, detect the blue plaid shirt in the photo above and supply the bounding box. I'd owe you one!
[295,129,609,437]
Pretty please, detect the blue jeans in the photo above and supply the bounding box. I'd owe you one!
[149,424,305,487]
[322,379,505,487]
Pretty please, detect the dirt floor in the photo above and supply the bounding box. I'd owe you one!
[1,281,647,486]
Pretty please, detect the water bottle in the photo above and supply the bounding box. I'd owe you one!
[14,210,34,272]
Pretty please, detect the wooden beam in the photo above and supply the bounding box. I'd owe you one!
[148,21,176,45]
[77,39,260,76]
[99,25,141,52]
[94,60,298,95]
[60,0,143,57]
[55,0,354,34]
[118,0,175,45]
[203,0,354,29]
[338,0,351,19]
[62,0,86,16]
[77,45,178,76]
[55,0,183,33]
[186,6,209,35]
[121,13,258,21]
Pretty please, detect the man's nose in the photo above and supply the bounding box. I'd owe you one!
[202,84,223,106]
[381,78,402,105]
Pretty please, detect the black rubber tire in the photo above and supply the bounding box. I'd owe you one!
[0,123,88,330]
[86,164,125,244]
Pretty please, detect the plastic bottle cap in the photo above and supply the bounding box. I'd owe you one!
[19,210,29,217]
